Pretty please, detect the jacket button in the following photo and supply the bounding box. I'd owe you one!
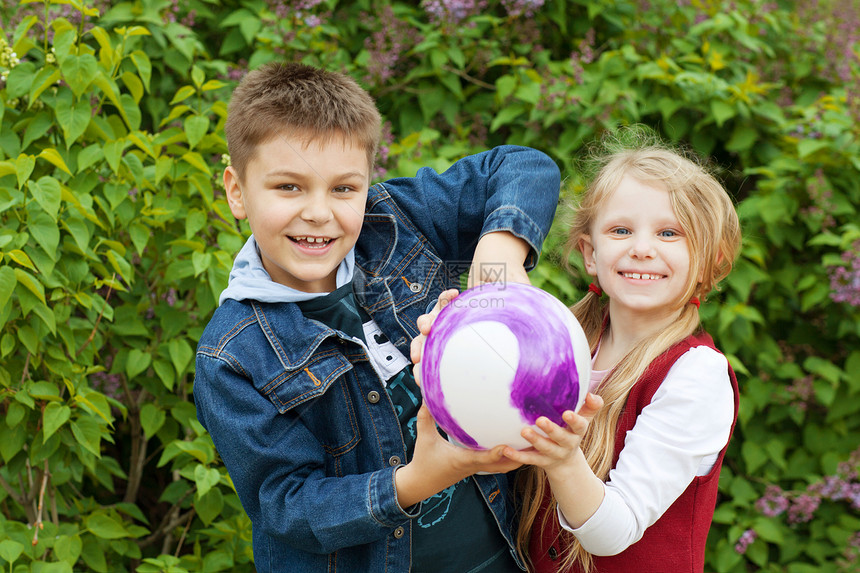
[548,546,558,560]
[367,391,380,403]
[409,282,422,293]
[388,455,401,466]
[393,526,405,538]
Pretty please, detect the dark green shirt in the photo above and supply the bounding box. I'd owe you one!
[298,284,520,573]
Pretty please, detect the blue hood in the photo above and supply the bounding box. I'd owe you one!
[219,236,355,305]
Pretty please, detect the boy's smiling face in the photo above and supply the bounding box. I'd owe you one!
[225,132,370,293]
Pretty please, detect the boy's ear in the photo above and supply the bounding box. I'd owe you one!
[580,235,598,276]
[223,166,247,220]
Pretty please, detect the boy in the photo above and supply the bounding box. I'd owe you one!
[193,62,560,572]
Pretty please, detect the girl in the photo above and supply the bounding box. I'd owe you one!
[506,140,742,573]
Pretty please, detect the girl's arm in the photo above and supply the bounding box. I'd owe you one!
[525,347,735,556]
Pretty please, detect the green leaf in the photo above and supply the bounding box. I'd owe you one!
[753,517,785,543]
[194,488,224,525]
[711,100,736,127]
[14,268,46,304]
[38,148,73,175]
[29,66,62,103]
[16,153,35,189]
[171,85,197,105]
[77,144,104,172]
[103,139,125,174]
[119,93,142,131]
[153,359,175,391]
[29,210,61,257]
[60,53,99,98]
[181,151,212,176]
[201,79,227,91]
[85,512,130,539]
[797,139,829,158]
[140,403,166,439]
[7,249,36,271]
[71,415,103,457]
[55,97,92,147]
[0,539,25,563]
[121,71,144,103]
[194,464,221,498]
[22,111,54,149]
[5,401,25,427]
[490,104,527,133]
[129,222,149,255]
[43,402,72,442]
[0,266,16,310]
[64,216,92,252]
[168,338,193,375]
[125,348,151,380]
[81,535,108,572]
[31,175,63,220]
[191,65,205,88]
[192,250,212,276]
[184,115,209,150]
[129,50,152,90]
[53,534,83,566]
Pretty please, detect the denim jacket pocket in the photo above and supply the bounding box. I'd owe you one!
[265,349,361,457]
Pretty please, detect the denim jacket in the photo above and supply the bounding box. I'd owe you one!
[194,146,560,572]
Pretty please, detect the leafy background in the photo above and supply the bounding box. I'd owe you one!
[0,0,858,571]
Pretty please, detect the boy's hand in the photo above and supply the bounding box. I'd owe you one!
[410,289,459,371]
[394,404,523,509]
[468,231,532,289]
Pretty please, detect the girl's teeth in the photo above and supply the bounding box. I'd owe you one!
[624,272,660,280]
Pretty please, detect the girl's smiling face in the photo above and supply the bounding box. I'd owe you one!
[580,175,692,324]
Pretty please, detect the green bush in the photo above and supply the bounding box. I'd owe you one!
[0,0,857,571]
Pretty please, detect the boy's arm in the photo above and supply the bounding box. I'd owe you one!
[194,355,418,554]
[468,230,531,287]
[380,145,560,271]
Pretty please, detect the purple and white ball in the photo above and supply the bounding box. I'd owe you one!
[420,282,591,450]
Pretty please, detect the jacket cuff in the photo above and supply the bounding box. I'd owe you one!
[368,465,421,527]
[481,207,547,270]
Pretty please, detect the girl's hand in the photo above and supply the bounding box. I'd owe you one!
[502,393,604,477]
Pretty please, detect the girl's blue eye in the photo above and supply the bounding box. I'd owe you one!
[660,230,678,237]
[612,228,631,235]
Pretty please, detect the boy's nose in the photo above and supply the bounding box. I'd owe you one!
[301,193,333,223]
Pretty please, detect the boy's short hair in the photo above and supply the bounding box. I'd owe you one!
[225,62,382,181]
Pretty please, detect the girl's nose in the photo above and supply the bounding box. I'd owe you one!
[629,237,656,258]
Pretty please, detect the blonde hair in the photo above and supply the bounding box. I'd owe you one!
[224,62,382,181]
[516,132,741,572]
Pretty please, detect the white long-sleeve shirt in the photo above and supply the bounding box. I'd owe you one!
[558,346,734,556]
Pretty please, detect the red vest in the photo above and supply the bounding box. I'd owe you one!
[529,331,739,573]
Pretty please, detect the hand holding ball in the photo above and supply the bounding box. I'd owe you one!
[420,283,591,450]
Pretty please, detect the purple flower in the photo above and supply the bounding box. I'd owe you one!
[735,529,757,554]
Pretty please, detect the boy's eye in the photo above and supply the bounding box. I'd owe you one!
[332,186,353,194]
[277,183,298,192]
